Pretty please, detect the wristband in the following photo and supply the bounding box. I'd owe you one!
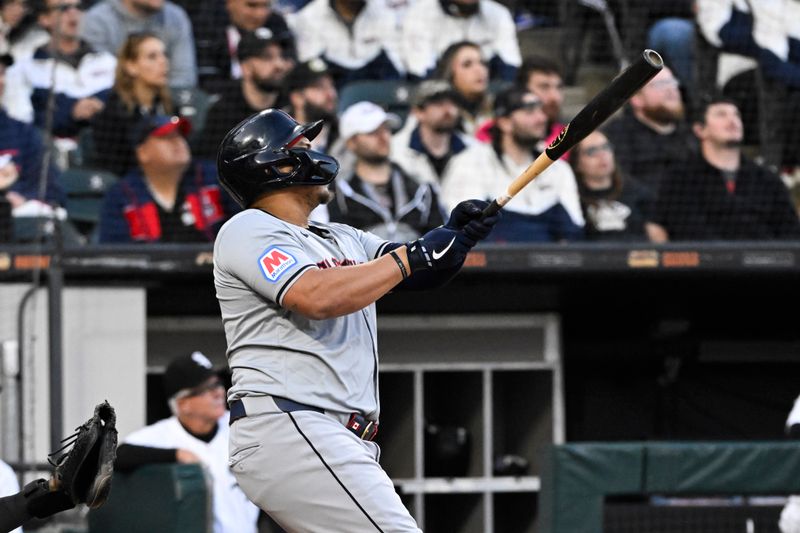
[388,250,409,279]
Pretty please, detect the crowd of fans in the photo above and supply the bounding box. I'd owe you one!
[0,0,798,245]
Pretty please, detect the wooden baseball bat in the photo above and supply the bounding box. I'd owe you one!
[481,49,664,217]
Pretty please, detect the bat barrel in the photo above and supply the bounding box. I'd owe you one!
[544,49,664,161]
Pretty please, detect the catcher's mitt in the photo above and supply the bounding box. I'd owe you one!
[48,400,118,509]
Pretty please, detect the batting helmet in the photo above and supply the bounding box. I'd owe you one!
[217,109,339,208]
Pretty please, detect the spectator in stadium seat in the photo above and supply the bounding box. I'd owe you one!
[391,79,472,184]
[654,95,800,241]
[283,58,339,154]
[402,0,520,81]
[0,53,65,210]
[603,66,698,197]
[114,352,259,533]
[328,101,446,241]
[441,87,584,242]
[91,32,172,177]
[434,41,493,137]
[0,0,49,62]
[570,131,666,242]
[194,29,292,160]
[81,0,196,87]
[288,0,404,87]
[696,0,800,170]
[98,114,238,243]
[3,0,116,139]
[193,0,294,91]
[516,55,565,151]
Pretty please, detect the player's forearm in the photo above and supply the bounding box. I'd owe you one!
[283,248,410,319]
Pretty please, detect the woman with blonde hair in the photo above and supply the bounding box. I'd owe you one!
[92,32,172,176]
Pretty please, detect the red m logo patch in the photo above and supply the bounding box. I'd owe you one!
[258,246,297,282]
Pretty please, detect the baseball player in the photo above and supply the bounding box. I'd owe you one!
[213,108,500,532]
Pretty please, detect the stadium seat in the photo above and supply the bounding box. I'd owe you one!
[88,464,210,533]
[337,80,416,122]
[171,86,217,142]
[12,215,85,246]
[60,168,118,242]
[61,168,118,225]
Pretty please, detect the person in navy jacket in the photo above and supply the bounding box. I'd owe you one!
[98,114,238,243]
[0,53,64,209]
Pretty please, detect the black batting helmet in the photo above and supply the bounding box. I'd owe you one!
[216,109,339,208]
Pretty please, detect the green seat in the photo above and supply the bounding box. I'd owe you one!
[172,86,216,141]
[12,216,85,246]
[88,464,211,533]
[61,168,118,225]
[338,80,416,122]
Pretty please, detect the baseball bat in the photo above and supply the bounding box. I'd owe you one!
[481,49,664,217]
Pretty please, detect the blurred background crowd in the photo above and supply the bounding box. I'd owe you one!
[0,0,799,246]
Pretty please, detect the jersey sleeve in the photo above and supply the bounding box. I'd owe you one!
[329,222,390,260]
[217,220,319,306]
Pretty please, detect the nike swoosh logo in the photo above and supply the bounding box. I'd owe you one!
[432,236,456,260]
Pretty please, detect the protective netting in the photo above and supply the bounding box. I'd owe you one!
[0,0,797,245]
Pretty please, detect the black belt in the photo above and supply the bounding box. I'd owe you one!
[229,397,379,441]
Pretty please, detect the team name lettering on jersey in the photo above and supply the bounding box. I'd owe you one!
[316,258,360,269]
[259,246,297,282]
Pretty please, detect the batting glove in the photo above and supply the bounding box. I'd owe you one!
[406,226,475,273]
[445,199,501,243]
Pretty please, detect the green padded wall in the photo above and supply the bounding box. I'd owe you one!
[88,464,211,533]
[540,441,800,533]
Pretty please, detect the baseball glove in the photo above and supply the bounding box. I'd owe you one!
[48,400,118,509]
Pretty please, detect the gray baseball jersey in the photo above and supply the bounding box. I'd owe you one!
[213,209,390,420]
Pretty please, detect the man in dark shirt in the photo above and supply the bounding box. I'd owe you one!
[603,66,697,195]
[99,114,237,243]
[283,58,339,153]
[194,0,294,91]
[655,96,800,240]
[194,29,293,160]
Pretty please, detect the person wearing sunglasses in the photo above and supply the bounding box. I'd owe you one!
[2,0,115,141]
[115,351,260,533]
[569,130,667,242]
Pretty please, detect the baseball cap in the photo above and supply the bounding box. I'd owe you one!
[411,80,458,108]
[237,27,282,62]
[0,54,12,67]
[163,351,217,399]
[285,58,332,93]
[131,114,191,147]
[339,101,401,140]
[493,87,541,117]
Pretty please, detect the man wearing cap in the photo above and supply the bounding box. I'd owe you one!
[115,351,259,533]
[441,87,584,242]
[391,80,472,185]
[283,58,338,154]
[328,101,446,241]
[194,0,294,90]
[81,0,197,87]
[3,0,116,140]
[195,28,293,160]
[0,52,65,217]
[98,114,238,243]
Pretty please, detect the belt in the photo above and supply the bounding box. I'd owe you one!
[229,397,379,441]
